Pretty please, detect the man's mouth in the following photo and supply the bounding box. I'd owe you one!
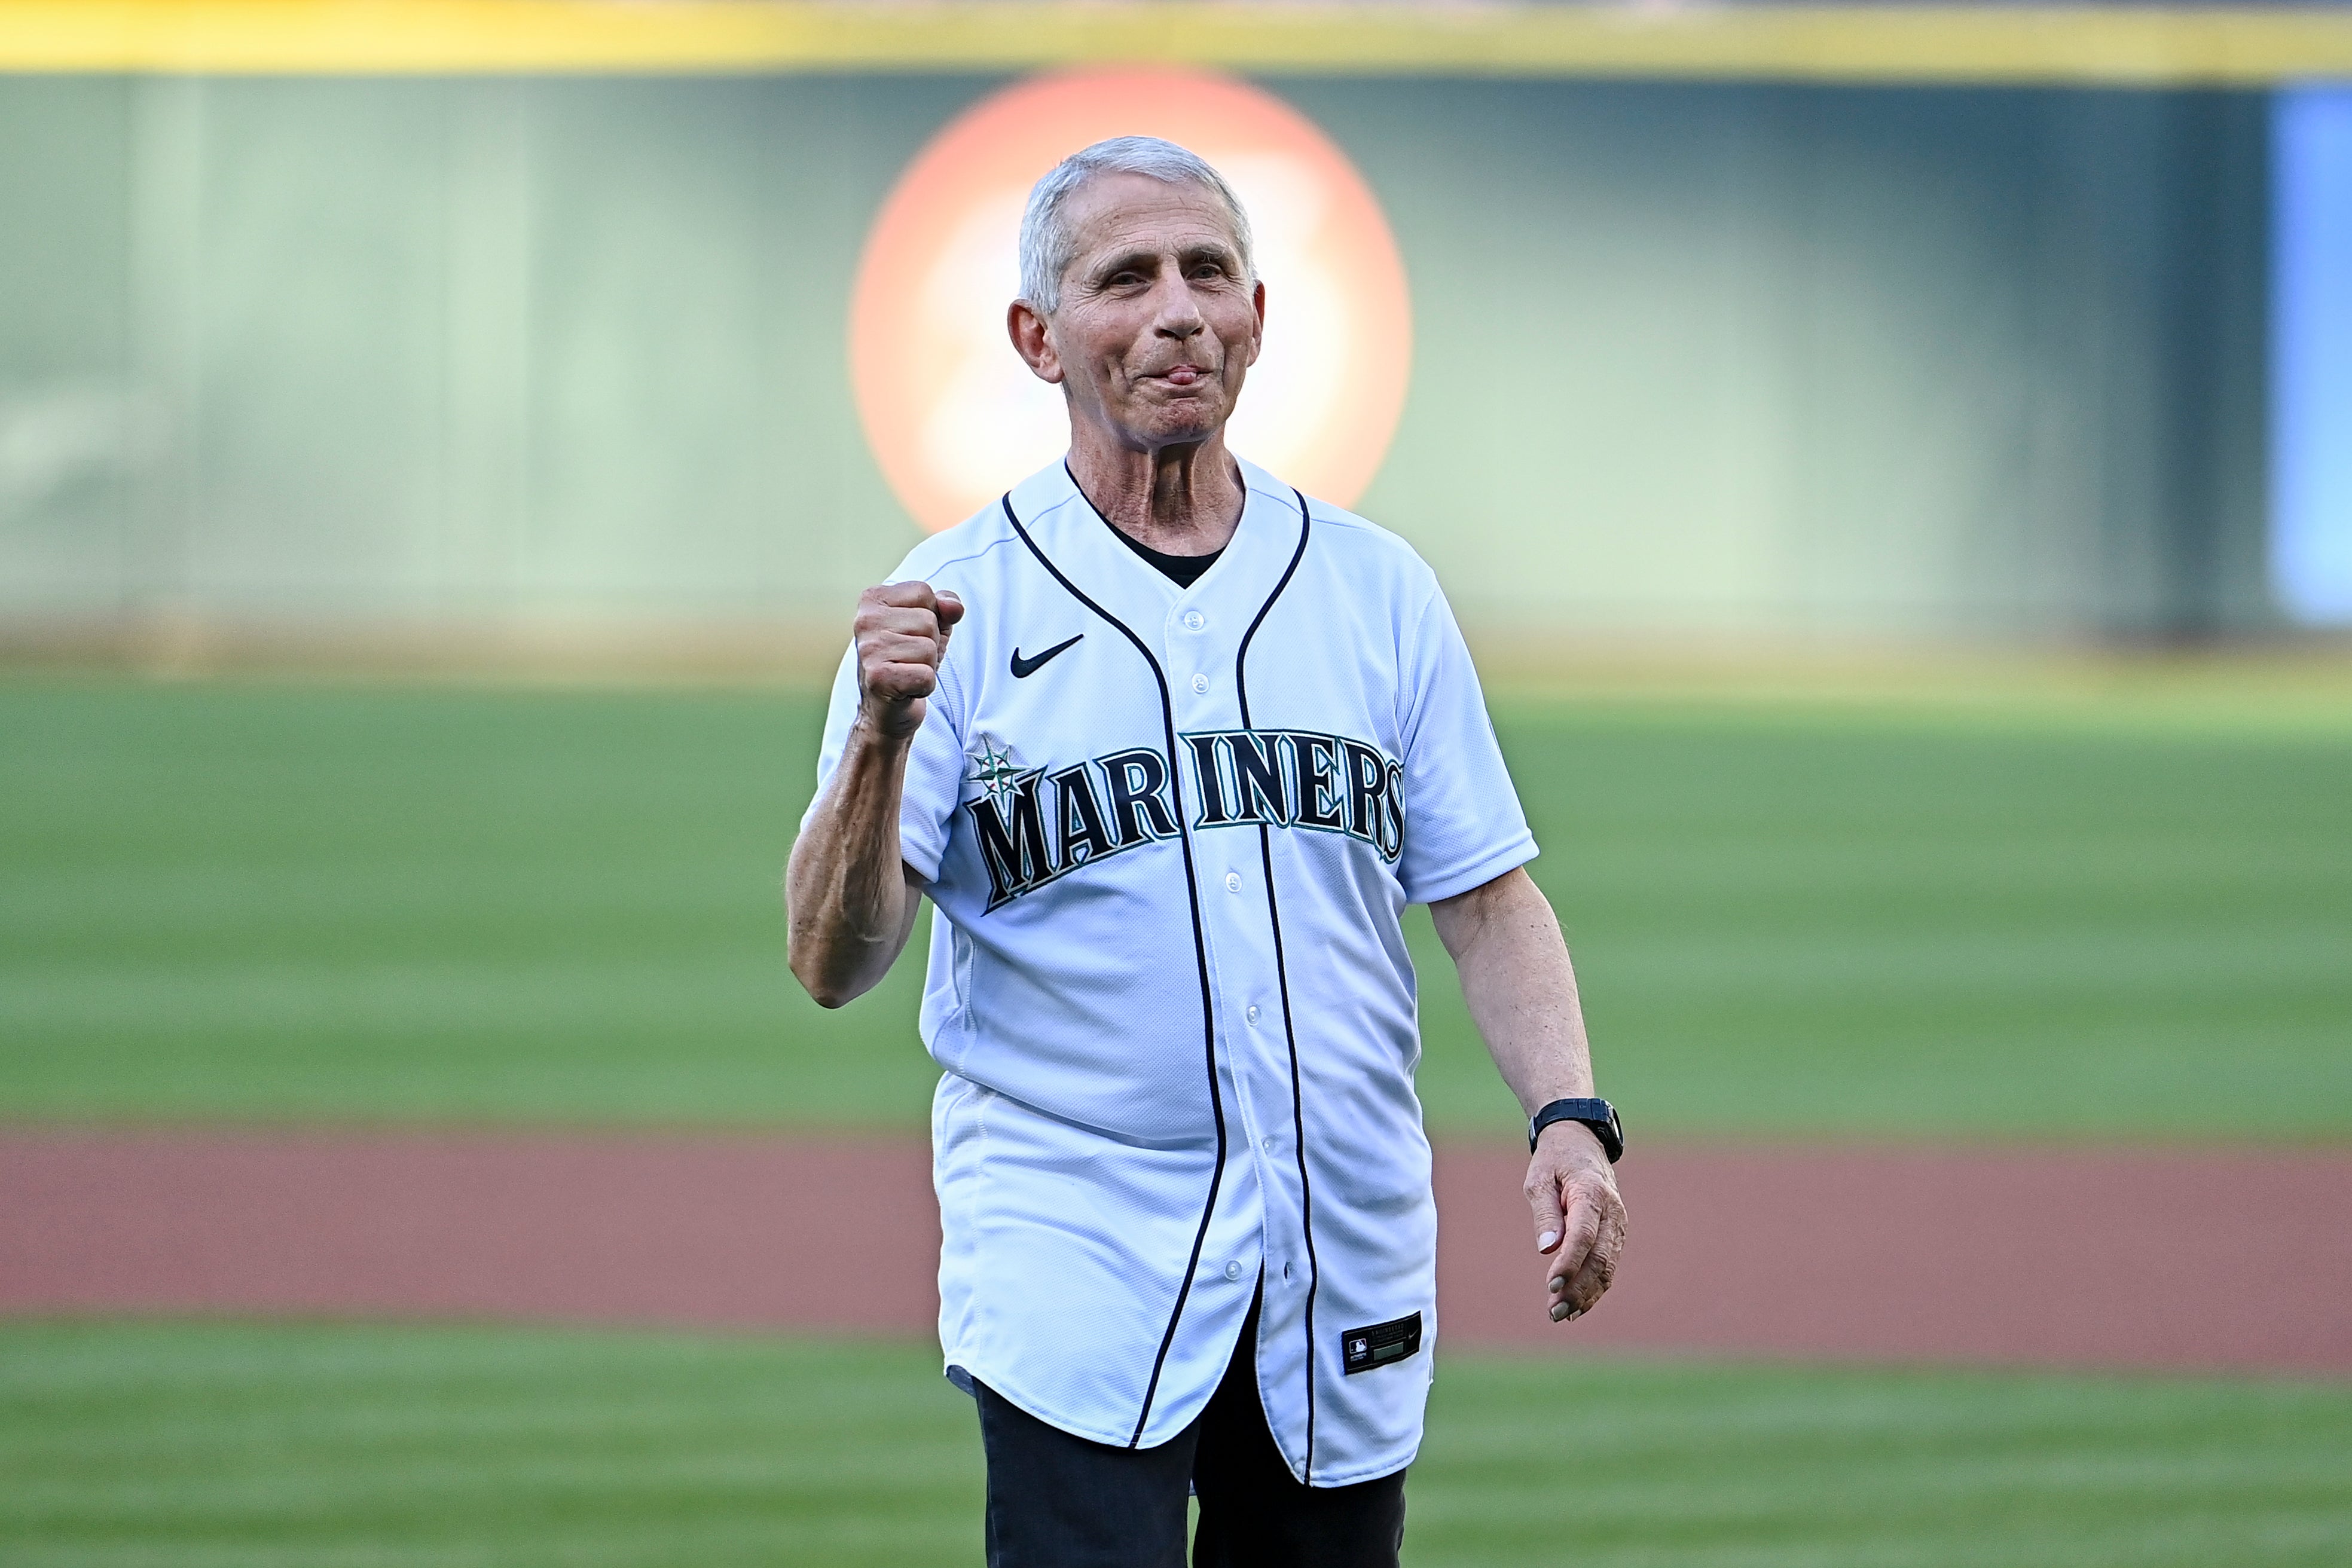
[1152,364,1209,388]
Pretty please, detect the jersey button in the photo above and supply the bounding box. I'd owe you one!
[1224,1260,1244,1281]
[1183,610,1206,631]
[1224,872,1242,893]
[1245,1004,1261,1025]
[1261,1135,1276,1153]
[1190,673,1210,694]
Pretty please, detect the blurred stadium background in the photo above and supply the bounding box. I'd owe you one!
[4,2,2350,1564]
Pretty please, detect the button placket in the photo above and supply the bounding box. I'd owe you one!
[1188,613,1271,1321]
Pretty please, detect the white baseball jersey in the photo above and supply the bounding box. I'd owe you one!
[810,456,1535,1486]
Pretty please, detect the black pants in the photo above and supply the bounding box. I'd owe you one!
[973,1292,1407,1567]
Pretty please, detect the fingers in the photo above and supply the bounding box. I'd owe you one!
[1545,1182,1603,1314]
[1547,1176,1627,1323]
[854,580,961,736]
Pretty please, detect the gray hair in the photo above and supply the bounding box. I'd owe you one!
[1017,136,1255,316]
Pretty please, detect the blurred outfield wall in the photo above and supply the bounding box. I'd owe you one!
[0,71,2277,647]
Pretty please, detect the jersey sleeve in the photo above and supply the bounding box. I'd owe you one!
[1394,582,1537,904]
[806,636,968,885]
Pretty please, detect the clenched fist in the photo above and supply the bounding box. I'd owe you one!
[855,580,964,740]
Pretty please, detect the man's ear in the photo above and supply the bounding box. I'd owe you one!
[1008,299,1064,385]
[1244,279,1266,368]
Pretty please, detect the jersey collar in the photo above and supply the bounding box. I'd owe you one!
[1003,456,1309,649]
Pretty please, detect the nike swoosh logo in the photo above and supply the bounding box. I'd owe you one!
[1010,634,1083,678]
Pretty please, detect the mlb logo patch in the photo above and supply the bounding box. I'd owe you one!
[1340,1312,1422,1374]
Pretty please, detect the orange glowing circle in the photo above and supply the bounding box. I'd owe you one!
[850,69,1413,533]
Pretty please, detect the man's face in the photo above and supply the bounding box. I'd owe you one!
[1014,172,1265,452]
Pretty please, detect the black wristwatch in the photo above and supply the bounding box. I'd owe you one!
[1529,1097,1624,1162]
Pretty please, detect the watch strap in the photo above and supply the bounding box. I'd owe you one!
[1529,1097,1623,1162]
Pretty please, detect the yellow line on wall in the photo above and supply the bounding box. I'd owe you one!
[2,1,2350,85]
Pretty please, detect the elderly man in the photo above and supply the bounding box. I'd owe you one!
[787,135,1625,1567]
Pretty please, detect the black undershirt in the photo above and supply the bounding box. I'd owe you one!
[1108,521,1223,588]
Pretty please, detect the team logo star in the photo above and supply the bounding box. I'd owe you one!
[971,736,1022,813]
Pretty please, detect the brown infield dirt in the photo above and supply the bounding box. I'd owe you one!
[4,1129,2348,1374]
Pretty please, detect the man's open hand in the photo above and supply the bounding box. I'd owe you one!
[855,581,963,739]
[1528,1122,1627,1323]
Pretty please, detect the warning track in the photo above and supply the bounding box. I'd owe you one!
[4,1130,2346,1373]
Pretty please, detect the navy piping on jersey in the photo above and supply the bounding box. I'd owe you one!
[1000,488,1226,1449]
[1232,487,1321,1479]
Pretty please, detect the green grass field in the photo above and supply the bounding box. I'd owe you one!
[4,1321,2348,1568]
[6,674,2348,1567]
[4,677,2347,1138]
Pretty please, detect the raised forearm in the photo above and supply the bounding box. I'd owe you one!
[784,579,962,1009]
[786,718,923,1008]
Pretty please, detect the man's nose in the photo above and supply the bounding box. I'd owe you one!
[1151,279,1205,338]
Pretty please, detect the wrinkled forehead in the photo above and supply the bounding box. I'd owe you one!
[1060,170,1246,265]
